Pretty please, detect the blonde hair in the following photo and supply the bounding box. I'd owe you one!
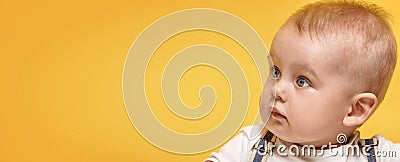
[288,0,397,103]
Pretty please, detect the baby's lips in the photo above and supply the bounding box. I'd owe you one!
[271,106,287,118]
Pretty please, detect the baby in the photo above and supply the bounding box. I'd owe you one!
[205,1,399,162]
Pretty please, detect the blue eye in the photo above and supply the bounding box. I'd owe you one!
[296,77,311,88]
[272,66,281,79]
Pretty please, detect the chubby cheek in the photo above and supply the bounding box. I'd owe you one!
[288,104,320,137]
[288,98,343,140]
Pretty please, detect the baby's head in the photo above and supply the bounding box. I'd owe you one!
[265,0,397,146]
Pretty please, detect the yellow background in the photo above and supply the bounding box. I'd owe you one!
[1,0,399,161]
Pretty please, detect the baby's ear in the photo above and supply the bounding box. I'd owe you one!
[343,93,378,127]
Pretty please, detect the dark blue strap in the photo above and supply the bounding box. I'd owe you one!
[252,131,274,162]
[358,138,378,162]
[252,139,266,162]
[365,139,377,162]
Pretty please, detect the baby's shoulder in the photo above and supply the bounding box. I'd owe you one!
[374,134,400,150]
[224,124,264,151]
[203,125,264,162]
[370,134,400,161]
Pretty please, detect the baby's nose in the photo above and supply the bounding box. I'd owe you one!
[274,80,287,102]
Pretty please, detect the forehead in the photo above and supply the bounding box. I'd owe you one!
[270,25,342,74]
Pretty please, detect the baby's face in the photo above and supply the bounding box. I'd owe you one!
[265,25,355,146]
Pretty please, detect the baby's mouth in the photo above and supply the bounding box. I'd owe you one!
[271,107,287,120]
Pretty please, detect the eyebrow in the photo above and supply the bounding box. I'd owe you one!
[295,64,320,83]
[270,52,320,83]
[269,52,280,64]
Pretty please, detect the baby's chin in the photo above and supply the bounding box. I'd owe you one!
[267,129,296,143]
[266,123,310,144]
[265,118,314,144]
[266,122,290,140]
